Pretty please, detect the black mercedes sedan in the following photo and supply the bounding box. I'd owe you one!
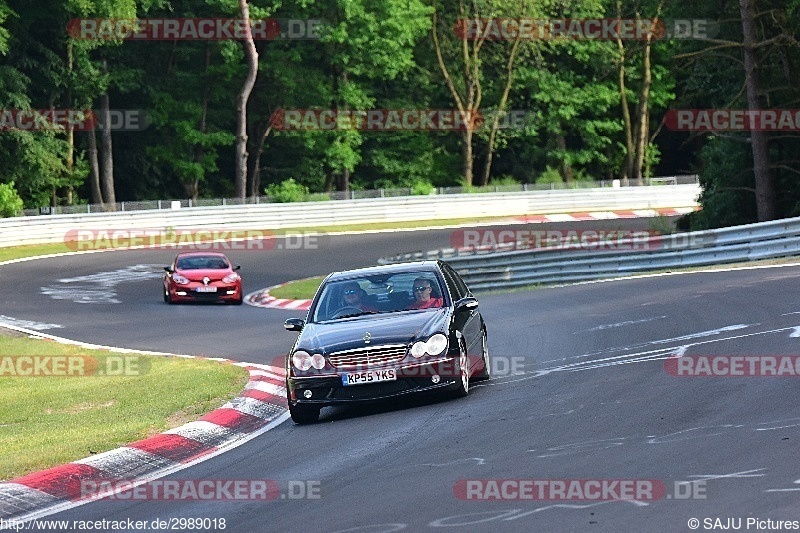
[283,260,489,423]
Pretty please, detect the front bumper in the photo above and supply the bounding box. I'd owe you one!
[287,356,461,406]
[169,283,241,301]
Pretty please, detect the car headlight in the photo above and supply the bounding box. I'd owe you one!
[410,341,427,358]
[292,350,313,371]
[222,273,240,283]
[426,334,448,355]
[172,274,189,284]
[410,333,448,358]
[311,354,326,370]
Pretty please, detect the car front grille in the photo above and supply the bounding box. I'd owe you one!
[328,344,407,369]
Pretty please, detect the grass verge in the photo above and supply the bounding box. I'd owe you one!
[0,331,249,481]
[269,277,325,300]
[0,243,73,263]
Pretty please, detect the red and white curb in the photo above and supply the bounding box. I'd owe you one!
[245,282,312,311]
[0,325,289,523]
[514,207,695,224]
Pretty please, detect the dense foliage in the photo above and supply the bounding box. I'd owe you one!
[0,0,797,229]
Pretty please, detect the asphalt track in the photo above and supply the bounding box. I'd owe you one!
[3,218,800,532]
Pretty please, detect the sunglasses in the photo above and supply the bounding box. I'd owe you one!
[414,286,431,292]
[343,289,360,295]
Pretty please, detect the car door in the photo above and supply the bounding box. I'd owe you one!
[440,262,482,366]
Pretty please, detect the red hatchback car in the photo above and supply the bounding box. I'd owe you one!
[163,252,243,304]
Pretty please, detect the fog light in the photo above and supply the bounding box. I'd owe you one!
[303,390,313,399]
[431,374,440,384]
[176,291,187,296]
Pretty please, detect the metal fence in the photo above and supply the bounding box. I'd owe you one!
[20,175,699,217]
[378,216,800,291]
[0,183,701,248]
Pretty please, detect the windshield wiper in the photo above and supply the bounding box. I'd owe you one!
[337,311,380,319]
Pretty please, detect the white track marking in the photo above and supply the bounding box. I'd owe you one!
[0,315,62,330]
[40,264,163,304]
[578,316,667,333]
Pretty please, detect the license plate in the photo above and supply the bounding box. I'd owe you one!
[341,369,397,386]
[195,286,217,293]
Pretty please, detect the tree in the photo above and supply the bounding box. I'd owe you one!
[672,0,798,225]
[738,0,775,221]
[234,0,257,199]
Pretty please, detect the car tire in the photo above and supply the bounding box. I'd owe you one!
[164,287,174,304]
[451,338,470,398]
[474,329,490,381]
[289,403,320,424]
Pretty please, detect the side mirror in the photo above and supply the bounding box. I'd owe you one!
[455,297,479,312]
[163,266,174,273]
[284,318,305,332]
[234,265,241,271]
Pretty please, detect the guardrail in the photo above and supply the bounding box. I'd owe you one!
[0,183,700,248]
[21,175,699,216]
[378,216,800,291]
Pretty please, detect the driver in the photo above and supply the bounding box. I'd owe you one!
[341,282,380,313]
[406,277,444,310]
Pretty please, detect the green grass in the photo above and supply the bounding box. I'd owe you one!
[0,333,249,481]
[0,242,74,263]
[269,277,324,300]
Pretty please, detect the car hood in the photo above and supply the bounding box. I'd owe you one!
[297,308,450,354]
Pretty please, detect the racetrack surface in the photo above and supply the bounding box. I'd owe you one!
[3,219,800,532]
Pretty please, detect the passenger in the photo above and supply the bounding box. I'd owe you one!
[341,282,379,312]
[406,277,443,309]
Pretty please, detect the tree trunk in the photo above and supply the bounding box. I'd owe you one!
[556,135,573,183]
[616,2,634,185]
[739,0,776,221]
[182,180,199,201]
[86,129,103,206]
[462,129,473,186]
[340,167,350,193]
[479,36,521,186]
[432,6,482,187]
[99,91,115,206]
[235,0,258,199]
[248,121,272,197]
[65,41,74,205]
[190,44,210,204]
[632,34,653,186]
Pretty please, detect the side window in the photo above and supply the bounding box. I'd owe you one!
[442,263,470,300]
[440,263,467,300]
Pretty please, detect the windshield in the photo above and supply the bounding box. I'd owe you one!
[311,271,445,322]
[176,256,230,270]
